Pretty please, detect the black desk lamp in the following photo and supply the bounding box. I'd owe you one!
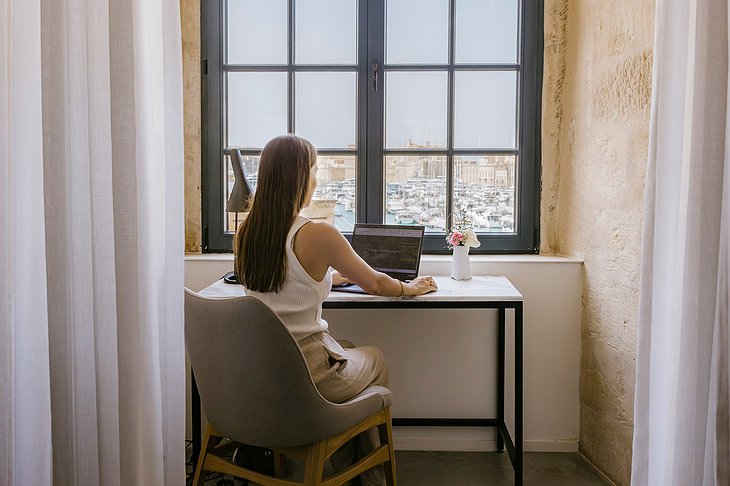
[223,148,254,284]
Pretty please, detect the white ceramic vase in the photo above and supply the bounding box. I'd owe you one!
[451,245,471,280]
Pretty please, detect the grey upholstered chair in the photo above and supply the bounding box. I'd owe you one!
[185,289,397,486]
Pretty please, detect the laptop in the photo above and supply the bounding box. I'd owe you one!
[333,223,425,294]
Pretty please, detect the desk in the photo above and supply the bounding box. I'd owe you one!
[194,275,524,485]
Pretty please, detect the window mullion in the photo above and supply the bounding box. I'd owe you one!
[365,0,385,224]
[446,0,456,229]
[518,0,543,252]
[201,0,226,251]
[356,0,369,226]
[288,0,295,133]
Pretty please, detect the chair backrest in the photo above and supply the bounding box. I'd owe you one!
[185,289,337,447]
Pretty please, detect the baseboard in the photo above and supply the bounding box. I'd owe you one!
[392,428,578,452]
[522,440,579,452]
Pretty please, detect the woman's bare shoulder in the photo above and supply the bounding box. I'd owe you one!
[297,220,342,245]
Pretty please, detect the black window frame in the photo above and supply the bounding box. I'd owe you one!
[201,0,543,253]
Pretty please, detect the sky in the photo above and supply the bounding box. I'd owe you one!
[226,0,519,151]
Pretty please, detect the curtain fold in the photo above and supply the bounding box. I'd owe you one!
[0,0,185,484]
[0,1,53,484]
[633,0,730,484]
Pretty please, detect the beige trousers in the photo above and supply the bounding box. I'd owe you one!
[299,331,389,486]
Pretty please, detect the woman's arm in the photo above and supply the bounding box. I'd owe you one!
[294,221,436,296]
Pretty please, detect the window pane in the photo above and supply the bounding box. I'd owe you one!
[227,73,288,149]
[385,156,447,232]
[225,154,260,232]
[226,155,355,232]
[455,0,519,64]
[295,0,357,64]
[386,0,448,64]
[454,71,516,149]
[386,72,447,149]
[307,156,356,231]
[227,0,287,64]
[295,72,356,149]
[454,155,515,233]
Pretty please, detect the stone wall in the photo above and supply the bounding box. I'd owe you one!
[182,0,201,253]
[540,1,655,484]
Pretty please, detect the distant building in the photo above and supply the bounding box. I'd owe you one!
[318,156,355,182]
[456,155,514,188]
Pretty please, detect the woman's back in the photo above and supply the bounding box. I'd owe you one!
[244,215,332,341]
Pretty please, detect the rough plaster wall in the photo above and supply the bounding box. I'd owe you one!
[540,0,569,254]
[182,0,202,253]
[541,1,655,484]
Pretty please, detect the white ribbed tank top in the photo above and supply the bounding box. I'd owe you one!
[244,215,332,341]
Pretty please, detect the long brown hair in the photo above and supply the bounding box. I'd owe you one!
[234,135,317,292]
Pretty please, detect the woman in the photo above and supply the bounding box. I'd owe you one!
[234,134,437,484]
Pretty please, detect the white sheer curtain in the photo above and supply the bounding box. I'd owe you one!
[632,0,730,484]
[0,0,185,484]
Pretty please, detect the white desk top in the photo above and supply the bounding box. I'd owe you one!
[199,275,522,302]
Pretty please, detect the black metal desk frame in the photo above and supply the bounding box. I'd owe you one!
[323,298,524,485]
[192,295,524,485]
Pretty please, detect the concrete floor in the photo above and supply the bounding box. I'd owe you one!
[196,451,613,485]
[395,451,612,486]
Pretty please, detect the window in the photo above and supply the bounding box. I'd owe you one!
[202,0,543,253]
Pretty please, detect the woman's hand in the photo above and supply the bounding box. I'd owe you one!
[331,270,352,287]
[403,276,438,296]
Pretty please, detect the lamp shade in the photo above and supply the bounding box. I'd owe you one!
[224,148,254,213]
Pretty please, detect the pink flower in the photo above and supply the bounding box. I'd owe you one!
[448,231,464,247]
[446,214,481,249]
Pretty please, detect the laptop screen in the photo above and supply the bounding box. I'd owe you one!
[351,224,425,280]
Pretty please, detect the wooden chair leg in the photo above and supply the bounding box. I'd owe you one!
[303,441,327,486]
[274,450,287,478]
[378,408,397,486]
[193,424,214,486]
